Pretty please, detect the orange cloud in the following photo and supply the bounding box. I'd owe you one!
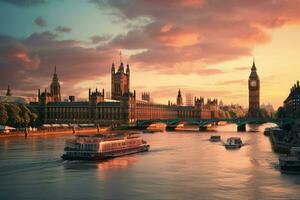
[158,32,199,47]
[180,0,204,7]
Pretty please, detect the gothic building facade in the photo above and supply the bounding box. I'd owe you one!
[248,60,260,118]
[283,81,300,117]
[31,62,219,125]
[111,62,130,100]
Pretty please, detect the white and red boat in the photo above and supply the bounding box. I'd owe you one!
[61,132,150,160]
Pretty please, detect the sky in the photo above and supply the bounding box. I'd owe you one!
[1,0,300,109]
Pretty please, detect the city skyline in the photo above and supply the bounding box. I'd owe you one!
[1,0,300,109]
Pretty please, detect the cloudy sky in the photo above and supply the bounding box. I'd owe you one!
[1,0,300,109]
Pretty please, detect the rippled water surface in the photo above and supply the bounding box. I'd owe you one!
[1,124,300,200]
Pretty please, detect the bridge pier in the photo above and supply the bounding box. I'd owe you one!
[199,126,208,131]
[237,124,246,132]
[166,126,176,131]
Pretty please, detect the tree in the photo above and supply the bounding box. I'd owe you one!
[276,107,286,119]
[19,105,31,126]
[5,103,22,126]
[0,103,8,125]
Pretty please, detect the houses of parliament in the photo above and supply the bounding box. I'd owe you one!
[31,61,219,125]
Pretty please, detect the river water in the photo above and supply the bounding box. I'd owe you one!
[0,124,300,200]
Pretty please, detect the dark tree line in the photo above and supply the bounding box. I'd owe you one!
[0,103,38,127]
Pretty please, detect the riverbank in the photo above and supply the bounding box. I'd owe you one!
[0,127,144,139]
[0,128,98,139]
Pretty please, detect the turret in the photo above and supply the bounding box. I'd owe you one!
[89,88,105,104]
[251,58,256,71]
[50,65,61,102]
[126,64,130,75]
[118,62,124,73]
[111,63,115,74]
[177,89,183,106]
[6,85,11,96]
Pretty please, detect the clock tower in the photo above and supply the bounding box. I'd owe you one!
[248,59,260,118]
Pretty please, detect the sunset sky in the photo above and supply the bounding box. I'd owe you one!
[1,0,300,109]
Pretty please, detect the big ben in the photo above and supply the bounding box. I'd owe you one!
[248,59,260,118]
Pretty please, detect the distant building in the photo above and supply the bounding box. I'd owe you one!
[31,61,219,125]
[219,100,224,108]
[69,96,75,102]
[141,92,150,102]
[105,91,111,99]
[261,103,275,118]
[185,93,193,106]
[1,85,37,104]
[248,59,260,118]
[284,81,300,116]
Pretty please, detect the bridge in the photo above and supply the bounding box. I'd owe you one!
[136,118,294,132]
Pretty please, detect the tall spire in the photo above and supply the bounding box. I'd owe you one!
[126,64,130,75]
[177,89,182,97]
[119,51,122,63]
[177,89,183,106]
[6,85,11,96]
[251,57,256,71]
[52,65,58,82]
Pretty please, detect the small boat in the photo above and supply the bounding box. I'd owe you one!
[225,137,243,149]
[279,147,300,173]
[61,132,150,161]
[209,135,221,142]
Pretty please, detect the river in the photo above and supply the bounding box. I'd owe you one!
[0,123,300,200]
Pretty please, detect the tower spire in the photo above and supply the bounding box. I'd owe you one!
[119,51,122,64]
[252,57,256,71]
[54,65,57,74]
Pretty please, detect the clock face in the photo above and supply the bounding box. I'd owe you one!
[250,80,257,87]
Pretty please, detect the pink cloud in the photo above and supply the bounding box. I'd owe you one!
[0,32,118,97]
[93,0,300,73]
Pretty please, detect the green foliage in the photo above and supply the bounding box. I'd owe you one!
[1,103,39,127]
[5,103,22,126]
[0,103,8,125]
[19,105,31,125]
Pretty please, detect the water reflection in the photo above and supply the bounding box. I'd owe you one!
[97,156,138,171]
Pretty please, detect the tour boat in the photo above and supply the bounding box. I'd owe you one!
[209,135,221,142]
[61,132,150,160]
[279,147,300,173]
[225,137,243,149]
